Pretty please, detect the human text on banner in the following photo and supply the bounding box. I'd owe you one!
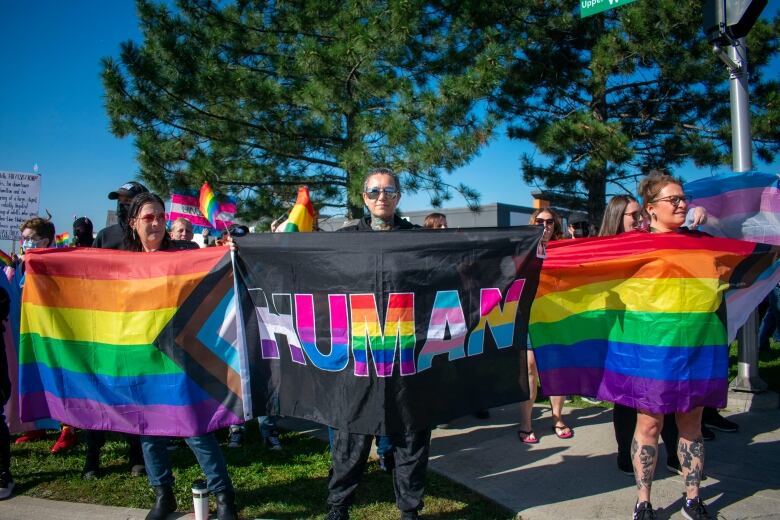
[234,227,542,435]
[18,247,244,437]
[529,231,780,414]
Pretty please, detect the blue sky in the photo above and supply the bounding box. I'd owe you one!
[1,1,777,246]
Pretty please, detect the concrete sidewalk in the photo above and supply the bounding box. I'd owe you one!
[0,404,778,519]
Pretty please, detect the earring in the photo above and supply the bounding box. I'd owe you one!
[651,213,657,221]
[132,228,138,240]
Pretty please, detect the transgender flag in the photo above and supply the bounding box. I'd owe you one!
[168,189,237,233]
[685,172,780,246]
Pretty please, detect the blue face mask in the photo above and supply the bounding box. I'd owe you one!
[21,239,37,252]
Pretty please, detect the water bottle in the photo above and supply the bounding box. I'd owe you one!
[192,479,209,520]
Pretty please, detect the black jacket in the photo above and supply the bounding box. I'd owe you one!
[338,215,419,232]
[94,223,125,249]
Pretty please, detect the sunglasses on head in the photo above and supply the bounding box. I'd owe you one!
[364,187,399,200]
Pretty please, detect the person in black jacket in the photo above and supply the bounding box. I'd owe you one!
[326,168,426,520]
[84,181,149,478]
[93,181,149,249]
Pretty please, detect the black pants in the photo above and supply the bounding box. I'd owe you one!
[613,404,679,467]
[0,406,9,474]
[85,430,144,467]
[328,428,431,514]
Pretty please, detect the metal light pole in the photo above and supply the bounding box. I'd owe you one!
[721,38,766,392]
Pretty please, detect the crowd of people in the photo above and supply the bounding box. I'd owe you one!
[0,168,776,520]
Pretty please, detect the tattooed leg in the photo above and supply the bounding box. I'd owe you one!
[633,411,663,503]
[678,437,705,498]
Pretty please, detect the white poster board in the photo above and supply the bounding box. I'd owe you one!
[0,171,41,240]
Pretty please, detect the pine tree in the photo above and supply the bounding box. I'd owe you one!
[496,0,779,221]
[102,0,512,220]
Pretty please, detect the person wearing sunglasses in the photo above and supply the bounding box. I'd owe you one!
[629,172,715,520]
[517,208,572,445]
[120,193,238,520]
[328,168,424,520]
[339,167,416,232]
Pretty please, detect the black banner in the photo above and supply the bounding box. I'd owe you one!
[235,227,542,434]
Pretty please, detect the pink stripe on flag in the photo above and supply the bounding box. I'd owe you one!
[171,193,237,214]
[693,187,780,217]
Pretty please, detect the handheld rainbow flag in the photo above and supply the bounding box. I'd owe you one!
[199,182,220,228]
[54,232,70,248]
[685,171,780,245]
[18,247,244,436]
[0,249,12,266]
[529,231,780,414]
[280,186,315,232]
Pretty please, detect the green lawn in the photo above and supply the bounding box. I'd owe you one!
[9,423,513,520]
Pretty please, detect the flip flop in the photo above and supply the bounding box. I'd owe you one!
[553,424,574,439]
[517,429,539,444]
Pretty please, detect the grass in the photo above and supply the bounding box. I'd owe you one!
[9,422,514,520]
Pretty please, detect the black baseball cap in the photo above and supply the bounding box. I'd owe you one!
[228,224,249,237]
[108,181,149,200]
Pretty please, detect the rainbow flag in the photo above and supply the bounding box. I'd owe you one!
[169,189,236,233]
[54,232,70,248]
[529,231,780,414]
[199,182,220,228]
[280,186,315,232]
[0,249,12,266]
[685,172,780,245]
[18,247,244,436]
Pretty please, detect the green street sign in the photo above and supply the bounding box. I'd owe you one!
[580,0,637,18]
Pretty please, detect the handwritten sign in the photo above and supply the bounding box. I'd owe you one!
[0,171,41,240]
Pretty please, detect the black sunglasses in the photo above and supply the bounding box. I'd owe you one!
[364,187,399,200]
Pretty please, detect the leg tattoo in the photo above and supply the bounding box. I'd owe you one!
[678,437,705,495]
[633,442,657,491]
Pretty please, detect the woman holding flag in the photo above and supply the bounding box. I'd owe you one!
[122,192,238,520]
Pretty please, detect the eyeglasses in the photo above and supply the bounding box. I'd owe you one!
[652,195,687,209]
[364,187,399,200]
[535,218,555,226]
[137,213,166,224]
[624,211,642,220]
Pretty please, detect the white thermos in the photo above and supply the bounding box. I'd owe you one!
[192,479,209,520]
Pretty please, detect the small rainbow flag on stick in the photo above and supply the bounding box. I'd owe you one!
[199,182,220,229]
[54,233,70,248]
[281,186,315,233]
[0,249,12,266]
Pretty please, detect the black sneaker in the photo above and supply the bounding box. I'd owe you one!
[703,412,738,432]
[633,501,656,520]
[379,451,395,473]
[324,506,349,520]
[0,471,14,500]
[681,496,712,520]
[701,424,715,441]
[228,427,244,449]
[264,430,282,451]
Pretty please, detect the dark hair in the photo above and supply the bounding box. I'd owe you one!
[20,214,55,246]
[598,195,637,236]
[529,207,563,241]
[363,167,401,192]
[72,216,94,247]
[123,192,171,252]
[423,212,447,229]
[638,171,683,210]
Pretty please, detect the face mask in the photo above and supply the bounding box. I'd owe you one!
[21,239,36,252]
[117,202,130,223]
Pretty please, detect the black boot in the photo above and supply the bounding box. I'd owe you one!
[82,451,100,480]
[145,485,176,520]
[215,488,238,520]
